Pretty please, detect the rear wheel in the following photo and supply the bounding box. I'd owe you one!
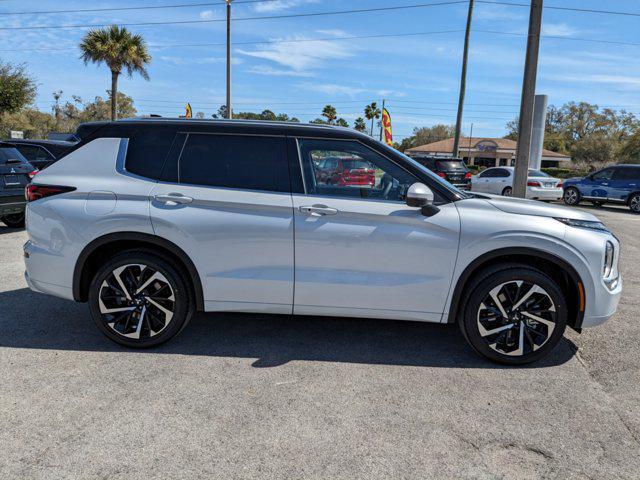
[459,264,567,365]
[0,212,25,228]
[563,187,581,206]
[629,193,640,214]
[502,186,513,197]
[88,251,193,348]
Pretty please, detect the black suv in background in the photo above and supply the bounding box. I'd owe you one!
[6,139,76,170]
[0,143,37,228]
[409,156,471,190]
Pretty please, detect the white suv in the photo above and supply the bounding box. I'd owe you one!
[23,119,622,364]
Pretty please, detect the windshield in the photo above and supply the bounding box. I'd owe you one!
[436,160,466,171]
[378,143,472,198]
[528,169,549,177]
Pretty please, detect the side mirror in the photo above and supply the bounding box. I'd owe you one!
[406,182,440,217]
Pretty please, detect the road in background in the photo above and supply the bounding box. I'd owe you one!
[1,204,638,479]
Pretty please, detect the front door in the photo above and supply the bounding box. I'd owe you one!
[291,138,461,322]
[149,132,294,314]
[586,168,614,199]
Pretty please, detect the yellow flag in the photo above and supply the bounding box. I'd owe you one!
[382,108,393,146]
[185,103,193,119]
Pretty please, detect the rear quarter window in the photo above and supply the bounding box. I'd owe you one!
[124,127,178,179]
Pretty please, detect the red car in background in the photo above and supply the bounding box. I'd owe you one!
[315,156,376,187]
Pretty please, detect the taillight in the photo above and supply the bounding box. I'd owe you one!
[465,172,472,179]
[556,180,563,187]
[28,170,38,180]
[437,172,446,178]
[25,184,75,202]
[527,180,541,187]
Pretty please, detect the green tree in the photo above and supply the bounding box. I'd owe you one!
[0,61,36,115]
[364,102,381,136]
[78,92,137,122]
[336,118,349,128]
[322,104,337,124]
[354,117,366,132]
[396,124,456,151]
[79,25,151,121]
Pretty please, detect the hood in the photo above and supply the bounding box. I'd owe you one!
[477,193,600,221]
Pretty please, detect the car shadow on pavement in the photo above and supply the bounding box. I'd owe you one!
[0,226,24,235]
[0,288,577,369]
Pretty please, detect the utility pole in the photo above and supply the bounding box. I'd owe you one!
[226,0,233,119]
[379,99,386,141]
[513,0,544,198]
[452,0,474,158]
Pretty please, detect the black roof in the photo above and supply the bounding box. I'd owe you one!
[5,138,76,147]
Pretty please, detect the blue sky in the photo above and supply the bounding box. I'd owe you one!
[1,0,639,140]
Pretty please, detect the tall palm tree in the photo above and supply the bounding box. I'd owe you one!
[364,102,381,136]
[80,25,151,121]
[322,104,337,124]
[354,117,366,132]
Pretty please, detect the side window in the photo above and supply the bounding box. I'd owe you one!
[495,168,510,178]
[297,138,424,202]
[479,169,496,178]
[178,134,289,193]
[17,145,53,161]
[612,168,640,181]
[592,168,614,181]
[125,127,177,180]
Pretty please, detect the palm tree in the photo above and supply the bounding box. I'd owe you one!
[364,102,381,136]
[354,117,366,132]
[322,104,337,124]
[80,25,151,121]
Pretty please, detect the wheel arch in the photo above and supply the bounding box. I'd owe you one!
[73,232,205,311]
[447,247,586,332]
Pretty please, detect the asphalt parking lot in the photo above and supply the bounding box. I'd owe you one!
[1,204,639,479]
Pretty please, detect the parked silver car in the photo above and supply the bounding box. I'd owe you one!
[23,119,621,364]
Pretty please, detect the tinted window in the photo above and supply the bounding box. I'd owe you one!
[612,167,640,181]
[298,138,430,203]
[0,147,29,166]
[528,169,549,177]
[16,145,54,162]
[178,134,289,192]
[125,127,178,179]
[480,168,502,178]
[436,160,466,171]
[592,168,614,181]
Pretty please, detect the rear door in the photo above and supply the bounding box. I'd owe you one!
[149,132,294,314]
[609,167,640,202]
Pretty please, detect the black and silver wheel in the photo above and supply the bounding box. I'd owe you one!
[88,251,193,347]
[1,212,25,228]
[563,187,581,206]
[629,193,640,214]
[502,186,512,197]
[460,265,567,365]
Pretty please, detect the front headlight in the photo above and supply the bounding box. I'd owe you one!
[554,217,610,233]
[604,241,614,278]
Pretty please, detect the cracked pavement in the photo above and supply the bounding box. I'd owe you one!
[1,204,639,479]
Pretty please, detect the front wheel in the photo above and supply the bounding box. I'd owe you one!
[629,193,640,214]
[502,186,512,197]
[88,251,194,348]
[563,187,581,206]
[0,212,25,228]
[459,264,567,365]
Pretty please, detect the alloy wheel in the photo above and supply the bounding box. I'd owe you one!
[98,264,175,340]
[564,189,578,205]
[631,195,640,213]
[476,280,557,357]
[503,187,512,197]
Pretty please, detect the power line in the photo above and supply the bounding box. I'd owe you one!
[0,1,468,31]
[477,1,640,18]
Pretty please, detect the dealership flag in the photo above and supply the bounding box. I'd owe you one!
[185,103,193,118]
[381,108,393,146]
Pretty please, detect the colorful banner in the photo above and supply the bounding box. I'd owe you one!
[381,108,393,146]
[185,103,193,119]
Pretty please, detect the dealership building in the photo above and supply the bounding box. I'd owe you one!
[406,137,571,169]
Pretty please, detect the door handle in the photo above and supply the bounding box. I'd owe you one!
[299,205,338,216]
[154,194,193,205]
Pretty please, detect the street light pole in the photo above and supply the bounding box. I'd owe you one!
[226,0,233,119]
[513,0,544,198]
[452,0,474,158]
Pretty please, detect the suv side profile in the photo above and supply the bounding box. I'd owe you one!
[563,165,640,213]
[24,119,622,365]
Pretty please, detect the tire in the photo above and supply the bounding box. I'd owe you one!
[502,186,512,197]
[88,250,194,348]
[629,193,640,214]
[563,187,581,206]
[459,264,568,365]
[1,212,25,228]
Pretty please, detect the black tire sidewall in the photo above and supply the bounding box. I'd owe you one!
[1,212,25,228]
[461,267,568,365]
[563,187,580,205]
[88,251,191,348]
[629,194,640,214]
[502,187,512,196]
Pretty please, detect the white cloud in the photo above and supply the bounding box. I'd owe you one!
[199,10,215,20]
[295,82,366,97]
[542,22,580,37]
[160,56,242,66]
[475,4,524,21]
[253,0,319,13]
[248,65,313,77]
[237,36,353,72]
[315,29,348,37]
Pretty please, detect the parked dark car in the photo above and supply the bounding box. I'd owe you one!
[410,156,471,190]
[563,164,640,213]
[0,142,38,228]
[6,139,76,170]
